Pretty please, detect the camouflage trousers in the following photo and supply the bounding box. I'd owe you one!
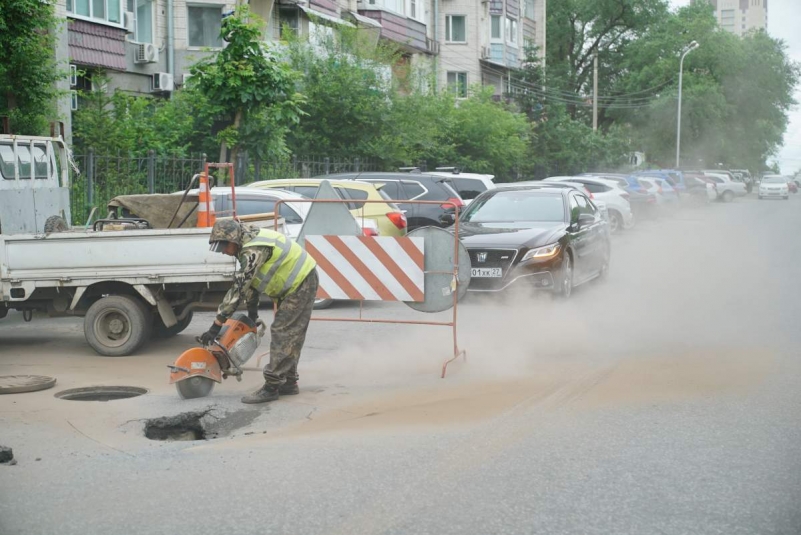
[263,268,319,387]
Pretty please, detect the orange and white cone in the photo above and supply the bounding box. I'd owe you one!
[197,173,216,228]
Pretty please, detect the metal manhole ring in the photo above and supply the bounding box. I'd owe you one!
[54,386,147,402]
[0,375,57,395]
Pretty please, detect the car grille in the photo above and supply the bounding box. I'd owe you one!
[466,248,518,290]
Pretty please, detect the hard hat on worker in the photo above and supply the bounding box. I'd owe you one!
[209,219,244,252]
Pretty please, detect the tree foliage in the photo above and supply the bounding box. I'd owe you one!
[0,0,65,134]
[190,5,305,162]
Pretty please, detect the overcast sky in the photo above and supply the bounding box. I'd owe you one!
[668,0,800,174]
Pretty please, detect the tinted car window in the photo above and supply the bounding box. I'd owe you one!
[374,181,399,200]
[401,181,426,199]
[463,191,565,223]
[292,186,320,198]
[583,182,609,194]
[338,187,369,209]
[452,177,488,200]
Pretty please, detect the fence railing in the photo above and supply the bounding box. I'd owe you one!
[69,150,382,225]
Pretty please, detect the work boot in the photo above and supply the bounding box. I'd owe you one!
[278,381,299,396]
[241,384,279,404]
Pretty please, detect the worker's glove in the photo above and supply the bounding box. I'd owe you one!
[248,309,259,322]
[199,323,222,345]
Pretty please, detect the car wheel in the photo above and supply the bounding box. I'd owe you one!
[556,254,573,299]
[758,195,763,200]
[608,211,623,234]
[722,190,735,203]
[784,196,790,200]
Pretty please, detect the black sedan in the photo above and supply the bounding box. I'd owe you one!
[454,186,611,298]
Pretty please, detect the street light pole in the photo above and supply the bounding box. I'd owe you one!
[676,41,699,169]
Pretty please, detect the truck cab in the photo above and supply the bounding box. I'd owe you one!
[0,135,71,234]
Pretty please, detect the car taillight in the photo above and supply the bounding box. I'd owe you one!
[441,197,464,209]
[619,192,630,200]
[362,227,379,237]
[386,211,407,229]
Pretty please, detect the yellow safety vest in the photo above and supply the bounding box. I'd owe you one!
[241,229,316,299]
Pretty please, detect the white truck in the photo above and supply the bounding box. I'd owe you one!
[0,135,241,356]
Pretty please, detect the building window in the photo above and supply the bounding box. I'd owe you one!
[188,5,223,48]
[490,15,502,41]
[445,15,466,43]
[524,0,535,19]
[720,8,735,28]
[67,0,123,25]
[126,0,153,43]
[447,71,467,98]
[506,17,518,45]
[274,6,300,39]
[409,0,417,20]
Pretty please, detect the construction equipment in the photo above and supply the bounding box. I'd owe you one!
[167,312,267,399]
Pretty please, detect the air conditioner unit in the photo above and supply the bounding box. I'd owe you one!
[135,42,159,64]
[480,46,491,59]
[152,72,174,92]
[123,11,136,34]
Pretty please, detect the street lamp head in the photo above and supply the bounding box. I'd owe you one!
[682,41,700,54]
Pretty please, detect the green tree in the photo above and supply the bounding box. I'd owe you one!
[190,5,305,165]
[0,0,65,134]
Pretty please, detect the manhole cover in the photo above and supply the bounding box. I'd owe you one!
[55,386,147,402]
[0,375,57,395]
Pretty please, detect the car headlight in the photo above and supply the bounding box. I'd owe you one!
[522,243,560,261]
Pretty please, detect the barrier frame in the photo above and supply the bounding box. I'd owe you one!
[273,197,467,378]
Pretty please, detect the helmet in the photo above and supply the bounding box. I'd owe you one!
[209,219,243,252]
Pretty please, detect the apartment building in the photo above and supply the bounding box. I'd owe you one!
[439,0,546,98]
[54,0,547,140]
[693,0,767,36]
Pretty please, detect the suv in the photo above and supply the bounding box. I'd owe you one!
[247,178,406,236]
[323,172,465,230]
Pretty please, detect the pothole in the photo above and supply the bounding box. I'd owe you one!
[144,409,262,442]
[55,386,147,402]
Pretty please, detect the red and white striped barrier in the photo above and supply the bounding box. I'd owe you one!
[305,235,425,302]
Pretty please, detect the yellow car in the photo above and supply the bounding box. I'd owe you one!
[247,178,407,237]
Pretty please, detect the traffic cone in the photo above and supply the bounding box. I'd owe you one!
[197,173,216,227]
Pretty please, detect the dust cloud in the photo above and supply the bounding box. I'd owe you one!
[303,203,789,399]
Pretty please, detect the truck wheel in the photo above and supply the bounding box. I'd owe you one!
[84,295,151,356]
[154,311,194,338]
[44,215,68,233]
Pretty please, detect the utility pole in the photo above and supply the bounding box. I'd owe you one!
[592,53,598,132]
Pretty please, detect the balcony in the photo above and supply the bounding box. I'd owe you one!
[357,9,429,54]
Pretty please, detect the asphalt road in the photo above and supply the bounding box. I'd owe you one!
[2,195,801,535]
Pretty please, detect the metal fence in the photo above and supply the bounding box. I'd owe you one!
[69,150,382,225]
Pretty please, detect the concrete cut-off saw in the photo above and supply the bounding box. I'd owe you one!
[168,312,267,399]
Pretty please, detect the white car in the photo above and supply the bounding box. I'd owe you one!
[544,176,634,233]
[701,171,748,202]
[427,170,495,204]
[758,175,790,200]
[180,187,379,237]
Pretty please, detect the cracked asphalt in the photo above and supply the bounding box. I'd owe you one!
[1,195,800,535]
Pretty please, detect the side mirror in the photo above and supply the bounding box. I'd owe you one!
[439,213,456,225]
[578,213,595,228]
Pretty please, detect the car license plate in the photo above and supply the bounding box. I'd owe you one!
[471,268,502,278]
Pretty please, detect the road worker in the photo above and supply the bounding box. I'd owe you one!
[201,219,319,404]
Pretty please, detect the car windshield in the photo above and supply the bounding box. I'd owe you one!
[462,191,565,223]
[762,176,786,184]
